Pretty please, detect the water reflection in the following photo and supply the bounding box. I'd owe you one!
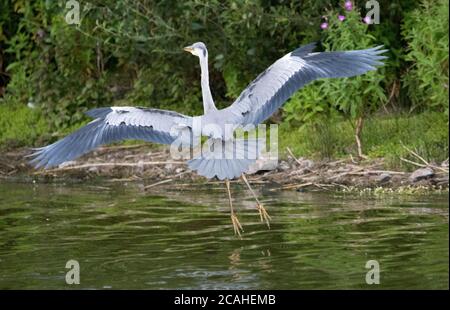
[0,180,448,289]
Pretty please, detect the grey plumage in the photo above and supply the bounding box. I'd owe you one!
[29,42,387,179]
[227,43,386,126]
[29,107,192,169]
[187,138,264,180]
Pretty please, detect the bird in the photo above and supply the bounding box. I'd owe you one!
[29,41,387,235]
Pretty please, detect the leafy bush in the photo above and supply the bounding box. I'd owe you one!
[283,5,388,158]
[1,0,335,130]
[283,8,387,125]
[0,0,447,165]
[402,0,449,113]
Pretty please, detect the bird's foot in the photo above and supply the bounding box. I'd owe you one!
[231,213,244,236]
[257,203,271,229]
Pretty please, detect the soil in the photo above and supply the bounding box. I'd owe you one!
[1,145,448,193]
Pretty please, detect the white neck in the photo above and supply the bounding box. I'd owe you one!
[199,53,216,114]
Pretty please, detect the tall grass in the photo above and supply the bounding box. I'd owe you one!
[279,111,448,169]
[0,104,50,149]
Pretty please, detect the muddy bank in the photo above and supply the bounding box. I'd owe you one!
[1,145,448,192]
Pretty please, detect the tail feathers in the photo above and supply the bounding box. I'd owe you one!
[188,158,255,180]
[187,138,264,180]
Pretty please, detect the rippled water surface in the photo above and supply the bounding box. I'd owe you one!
[0,180,448,289]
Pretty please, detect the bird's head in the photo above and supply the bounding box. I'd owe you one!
[183,42,207,58]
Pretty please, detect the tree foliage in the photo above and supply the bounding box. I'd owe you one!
[402,0,449,113]
[0,0,447,139]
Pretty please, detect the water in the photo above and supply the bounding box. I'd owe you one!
[0,180,448,289]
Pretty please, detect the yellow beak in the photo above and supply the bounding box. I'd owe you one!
[183,46,193,53]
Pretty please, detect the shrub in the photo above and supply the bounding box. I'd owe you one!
[283,6,387,157]
[1,0,332,129]
[402,0,449,113]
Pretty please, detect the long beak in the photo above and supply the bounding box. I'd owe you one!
[183,46,193,53]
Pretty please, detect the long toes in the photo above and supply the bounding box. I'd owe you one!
[233,222,242,236]
[258,204,271,229]
[258,208,264,222]
[231,214,243,236]
[262,208,272,221]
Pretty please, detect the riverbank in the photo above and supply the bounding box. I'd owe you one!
[1,144,448,193]
[1,103,448,192]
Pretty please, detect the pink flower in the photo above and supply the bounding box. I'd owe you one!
[344,1,353,11]
[320,22,328,29]
[338,15,346,21]
[363,16,371,24]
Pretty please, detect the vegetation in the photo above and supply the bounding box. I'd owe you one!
[401,0,449,113]
[279,111,448,170]
[0,0,448,169]
[283,8,388,157]
[0,104,49,148]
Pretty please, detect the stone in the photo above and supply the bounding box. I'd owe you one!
[278,161,291,171]
[409,167,434,182]
[164,163,173,171]
[376,173,391,183]
[247,154,278,174]
[300,159,315,169]
[434,175,449,186]
[295,159,315,174]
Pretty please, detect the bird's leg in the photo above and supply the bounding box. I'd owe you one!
[225,179,243,236]
[241,174,271,228]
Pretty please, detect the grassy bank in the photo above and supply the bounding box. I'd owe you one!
[279,111,448,170]
[0,104,50,149]
[1,102,448,173]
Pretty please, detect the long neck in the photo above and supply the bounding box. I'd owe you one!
[199,53,216,114]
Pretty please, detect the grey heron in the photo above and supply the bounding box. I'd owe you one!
[29,41,386,235]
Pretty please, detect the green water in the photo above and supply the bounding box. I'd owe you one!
[0,180,448,289]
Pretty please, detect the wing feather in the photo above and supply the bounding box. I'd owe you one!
[29,107,192,169]
[227,44,387,125]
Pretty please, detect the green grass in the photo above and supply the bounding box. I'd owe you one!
[279,111,449,170]
[0,103,51,150]
[0,101,162,151]
[1,100,448,172]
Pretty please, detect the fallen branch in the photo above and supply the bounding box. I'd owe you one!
[145,178,173,189]
[271,182,313,191]
[327,159,347,166]
[313,183,333,191]
[400,157,428,168]
[401,144,448,173]
[349,154,358,164]
[34,161,185,174]
[286,147,303,166]
[349,170,407,175]
[329,167,366,180]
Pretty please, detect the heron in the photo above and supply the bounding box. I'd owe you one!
[29,41,386,235]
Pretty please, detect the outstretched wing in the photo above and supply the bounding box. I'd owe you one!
[226,43,387,125]
[29,107,192,169]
